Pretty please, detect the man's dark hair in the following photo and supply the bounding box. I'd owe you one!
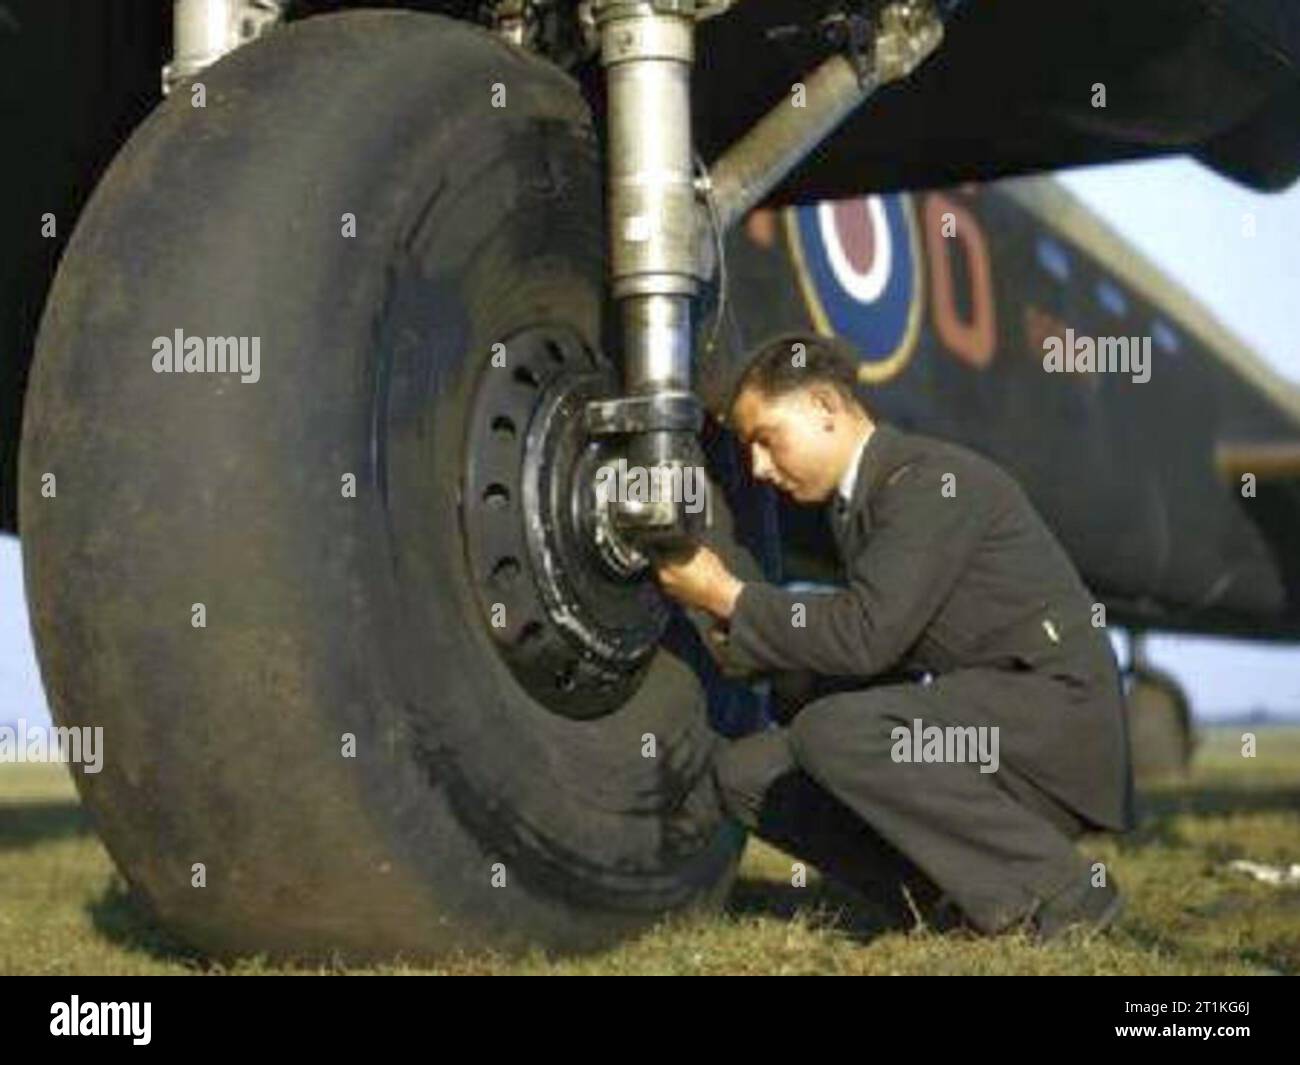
[728,332,875,420]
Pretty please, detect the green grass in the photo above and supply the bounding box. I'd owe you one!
[2,725,1297,975]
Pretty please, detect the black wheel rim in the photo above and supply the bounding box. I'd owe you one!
[461,325,669,719]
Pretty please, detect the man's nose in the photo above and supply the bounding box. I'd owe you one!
[750,445,773,483]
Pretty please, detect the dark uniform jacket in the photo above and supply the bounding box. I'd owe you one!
[726,421,1137,832]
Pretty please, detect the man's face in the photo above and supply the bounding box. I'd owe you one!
[730,384,858,504]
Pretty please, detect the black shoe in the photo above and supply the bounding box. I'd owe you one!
[1030,873,1125,943]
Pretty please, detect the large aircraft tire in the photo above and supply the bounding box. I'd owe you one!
[19,11,748,963]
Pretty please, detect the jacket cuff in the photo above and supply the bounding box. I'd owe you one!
[727,582,794,674]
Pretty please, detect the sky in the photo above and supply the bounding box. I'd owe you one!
[4,155,1300,727]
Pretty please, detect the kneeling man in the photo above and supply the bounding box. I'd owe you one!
[656,334,1136,940]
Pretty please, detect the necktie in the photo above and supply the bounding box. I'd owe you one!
[831,494,850,552]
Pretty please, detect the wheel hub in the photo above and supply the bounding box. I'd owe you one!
[462,326,669,719]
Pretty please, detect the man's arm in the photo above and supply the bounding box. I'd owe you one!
[725,456,998,678]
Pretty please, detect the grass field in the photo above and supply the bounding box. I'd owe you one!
[2,725,1297,975]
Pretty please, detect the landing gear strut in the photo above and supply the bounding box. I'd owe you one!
[585,0,945,558]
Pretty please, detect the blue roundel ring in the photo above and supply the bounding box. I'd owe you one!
[785,194,924,384]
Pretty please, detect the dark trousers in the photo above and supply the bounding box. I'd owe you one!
[713,676,1096,933]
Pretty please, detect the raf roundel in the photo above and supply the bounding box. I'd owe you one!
[786,193,924,383]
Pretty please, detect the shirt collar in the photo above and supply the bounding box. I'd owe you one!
[837,425,873,504]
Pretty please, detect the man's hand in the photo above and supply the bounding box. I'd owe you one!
[653,544,745,621]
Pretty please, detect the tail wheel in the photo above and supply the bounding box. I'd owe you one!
[1124,666,1196,781]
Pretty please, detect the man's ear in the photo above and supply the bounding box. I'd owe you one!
[807,383,841,420]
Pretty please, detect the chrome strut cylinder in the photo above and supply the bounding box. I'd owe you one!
[589,1,707,552]
[586,1,946,556]
[164,0,283,95]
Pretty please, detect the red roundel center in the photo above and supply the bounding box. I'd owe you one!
[834,200,876,275]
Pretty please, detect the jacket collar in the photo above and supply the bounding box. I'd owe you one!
[829,421,905,549]
[843,422,904,510]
